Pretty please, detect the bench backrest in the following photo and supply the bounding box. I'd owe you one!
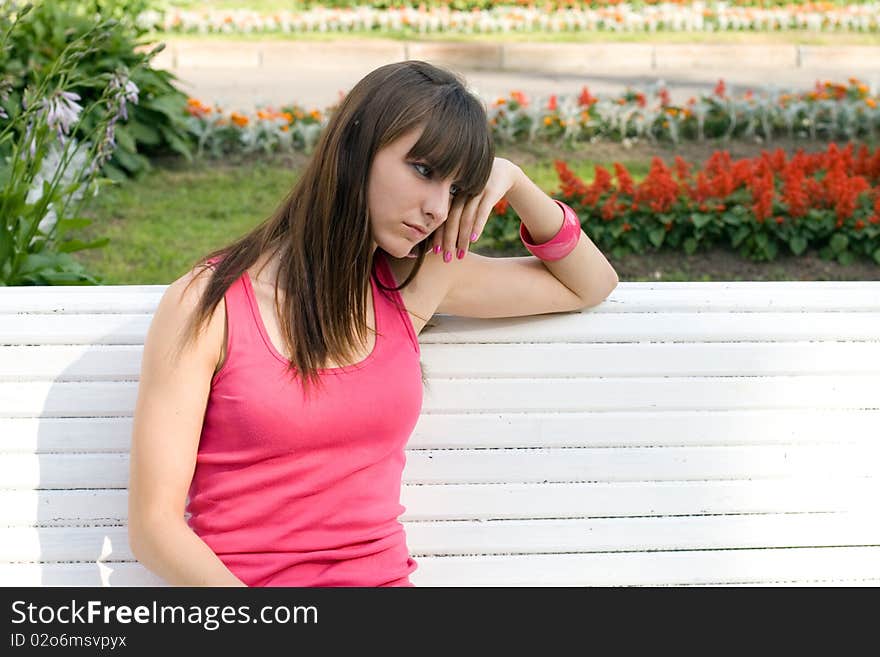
[2,281,879,586]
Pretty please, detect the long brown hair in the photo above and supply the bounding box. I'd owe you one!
[176,60,495,399]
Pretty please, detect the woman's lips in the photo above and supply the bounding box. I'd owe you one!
[403,222,427,238]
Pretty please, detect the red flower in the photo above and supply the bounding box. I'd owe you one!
[613,162,635,196]
[714,79,726,98]
[583,165,613,207]
[601,192,621,221]
[634,158,679,213]
[547,94,557,111]
[658,88,671,107]
[782,160,809,218]
[578,86,598,108]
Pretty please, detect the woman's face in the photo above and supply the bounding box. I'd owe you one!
[366,124,462,258]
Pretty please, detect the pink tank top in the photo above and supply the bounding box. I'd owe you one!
[185,251,423,586]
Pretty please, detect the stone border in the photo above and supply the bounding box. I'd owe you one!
[144,38,880,73]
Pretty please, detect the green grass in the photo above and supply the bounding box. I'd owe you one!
[74,152,647,284]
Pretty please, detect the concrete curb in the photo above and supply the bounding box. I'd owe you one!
[146,38,880,74]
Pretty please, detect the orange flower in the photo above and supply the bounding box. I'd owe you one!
[185,98,212,118]
[230,112,249,127]
[866,98,877,109]
[510,90,529,107]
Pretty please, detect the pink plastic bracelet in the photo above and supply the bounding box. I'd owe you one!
[519,200,581,261]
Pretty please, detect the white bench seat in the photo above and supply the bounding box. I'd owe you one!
[2,281,879,586]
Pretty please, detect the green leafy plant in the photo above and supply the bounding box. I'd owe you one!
[1,0,192,181]
[0,2,163,285]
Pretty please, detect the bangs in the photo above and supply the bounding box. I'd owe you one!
[404,89,494,199]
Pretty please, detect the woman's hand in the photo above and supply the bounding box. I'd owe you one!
[429,157,523,263]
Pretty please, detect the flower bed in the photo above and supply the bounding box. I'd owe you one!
[138,2,880,35]
[182,77,880,157]
[483,142,880,265]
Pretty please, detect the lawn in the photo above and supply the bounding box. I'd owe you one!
[74,140,880,285]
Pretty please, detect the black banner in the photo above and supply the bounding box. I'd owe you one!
[0,586,859,651]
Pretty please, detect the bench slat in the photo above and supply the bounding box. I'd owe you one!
[4,311,880,345]
[3,513,879,563]
[1,480,875,526]
[418,311,880,342]
[3,375,880,417]
[4,341,880,383]
[2,282,878,314]
[1,546,878,586]
[3,409,878,453]
[2,445,878,489]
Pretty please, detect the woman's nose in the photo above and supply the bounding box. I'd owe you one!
[424,186,453,226]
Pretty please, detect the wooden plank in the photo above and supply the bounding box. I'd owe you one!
[4,374,880,417]
[0,562,167,587]
[0,287,163,314]
[4,311,880,345]
[0,314,152,344]
[406,547,880,586]
[0,417,134,453]
[407,409,880,449]
[3,512,878,563]
[4,409,878,453]
[404,512,880,555]
[1,480,876,526]
[1,546,878,586]
[0,345,143,381]
[3,445,878,489]
[419,375,880,413]
[418,312,880,343]
[5,342,880,382]
[401,445,880,484]
[398,480,880,520]
[1,282,878,314]
[420,341,880,377]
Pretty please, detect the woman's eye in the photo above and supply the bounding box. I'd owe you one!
[414,163,460,197]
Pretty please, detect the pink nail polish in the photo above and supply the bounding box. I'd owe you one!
[443,251,452,263]
[433,245,441,254]
[457,248,465,260]
[470,232,478,242]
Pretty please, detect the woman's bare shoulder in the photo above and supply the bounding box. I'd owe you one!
[383,252,452,334]
[156,264,227,372]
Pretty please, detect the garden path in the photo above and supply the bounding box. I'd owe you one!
[155,38,880,112]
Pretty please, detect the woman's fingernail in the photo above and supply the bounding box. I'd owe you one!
[470,232,478,242]
[457,248,465,260]
[443,251,452,263]
[433,245,441,254]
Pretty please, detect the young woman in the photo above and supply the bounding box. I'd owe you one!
[128,60,619,587]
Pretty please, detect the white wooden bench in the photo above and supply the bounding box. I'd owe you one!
[2,281,880,587]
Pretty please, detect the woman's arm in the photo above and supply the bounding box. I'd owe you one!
[505,166,619,303]
[128,269,247,587]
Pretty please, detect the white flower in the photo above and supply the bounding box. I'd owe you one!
[26,139,90,240]
[109,73,140,121]
[42,90,83,141]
